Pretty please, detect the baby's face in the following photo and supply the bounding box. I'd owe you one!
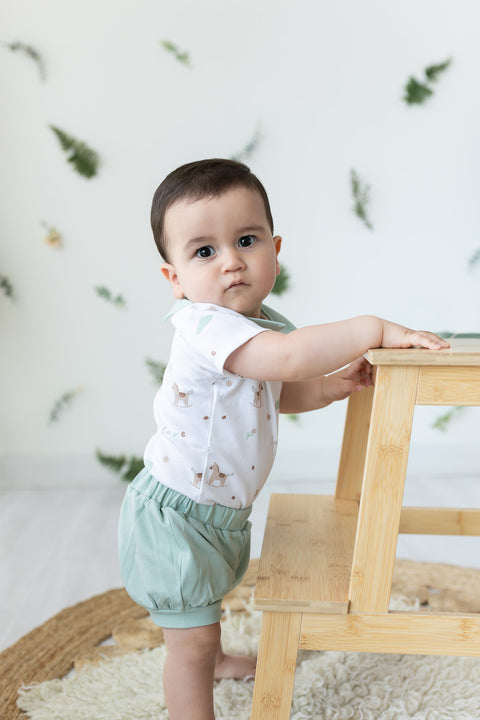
[161,186,281,318]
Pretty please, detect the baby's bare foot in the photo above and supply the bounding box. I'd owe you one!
[214,653,256,681]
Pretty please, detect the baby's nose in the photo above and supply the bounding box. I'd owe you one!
[222,248,245,271]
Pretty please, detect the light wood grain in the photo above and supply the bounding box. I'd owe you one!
[300,611,480,655]
[254,494,357,613]
[366,339,480,367]
[251,340,480,720]
[417,366,480,404]
[251,612,302,720]
[335,385,374,502]
[399,507,480,535]
[348,365,419,612]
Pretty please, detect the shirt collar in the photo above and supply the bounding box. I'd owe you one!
[163,299,288,331]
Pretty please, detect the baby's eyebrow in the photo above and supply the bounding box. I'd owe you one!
[236,225,266,235]
[183,235,214,251]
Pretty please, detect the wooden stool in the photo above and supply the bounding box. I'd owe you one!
[251,339,480,720]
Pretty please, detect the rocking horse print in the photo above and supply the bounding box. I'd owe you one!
[191,469,203,489]
[190,463,233,489]
[171,382,193,407]
[250,382,264,408]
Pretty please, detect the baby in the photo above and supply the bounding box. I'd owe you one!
[118,158,449,720]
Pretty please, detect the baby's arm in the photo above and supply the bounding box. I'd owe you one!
[279,357,373,413]
[225,315,449,382]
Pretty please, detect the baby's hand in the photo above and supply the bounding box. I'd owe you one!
[323,357,373,404]
[381,322,450,350]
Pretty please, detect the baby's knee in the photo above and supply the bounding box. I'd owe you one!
[164,623,221,666]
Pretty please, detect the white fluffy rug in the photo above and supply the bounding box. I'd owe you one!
[18,600,480,720]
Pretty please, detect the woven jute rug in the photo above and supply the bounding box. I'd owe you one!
[3,558,480,720]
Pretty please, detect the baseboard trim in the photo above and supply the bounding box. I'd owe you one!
[271,444,480,483]
[0,454,119,488]
[1,444,479,489]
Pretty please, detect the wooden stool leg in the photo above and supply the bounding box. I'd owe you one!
[251,612,302,720]
[335,385,374,502]
[349,365,419,612]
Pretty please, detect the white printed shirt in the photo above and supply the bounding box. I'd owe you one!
[144,301,295,508]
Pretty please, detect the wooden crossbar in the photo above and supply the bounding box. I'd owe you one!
[417,366,480,405]
[300,611,480,655]
[400,507,480,535]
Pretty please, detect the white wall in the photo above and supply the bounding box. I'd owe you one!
[1,0,479,478]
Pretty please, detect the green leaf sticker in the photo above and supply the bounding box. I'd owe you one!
[49,125,100,178]
[403,58,452,106]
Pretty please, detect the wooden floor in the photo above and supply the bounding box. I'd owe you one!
[2,472,480,652]
[0,484,127,651]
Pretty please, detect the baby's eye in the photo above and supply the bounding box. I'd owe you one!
[238,235,256,248]
[195,246,215,259]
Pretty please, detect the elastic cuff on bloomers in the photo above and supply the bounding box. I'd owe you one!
[149,600,223,629]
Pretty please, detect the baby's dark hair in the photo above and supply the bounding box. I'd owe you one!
[150,158,274,261]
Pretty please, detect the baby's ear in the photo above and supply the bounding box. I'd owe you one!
[161,263,184,299]
[273,235,282,275]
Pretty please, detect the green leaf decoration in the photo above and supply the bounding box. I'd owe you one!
[403,77,434,105]
[432,406,464,432]
[230,123,262,162]
[350,169,373,230]
[49,125,100,178]
[5,41,45,80]
[161,40,191,66]
[437,332,480,339]
[425,58,452,83]
[94,285,126,309]
[96,450,144,482]
[271,266,290,296]
[48,386,83,424]
[403,58,452,105]
[469,248,480,269]
[1,274,16,301]
[287,414,299,423]
[145,358,167,385]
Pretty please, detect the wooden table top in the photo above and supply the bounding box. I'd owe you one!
[366,338,480,367]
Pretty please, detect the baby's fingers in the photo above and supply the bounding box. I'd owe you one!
[406,331,450,349]
[345,357,373,386]
[349,356,372,373]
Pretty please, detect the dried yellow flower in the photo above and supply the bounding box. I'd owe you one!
[43,226,62,248]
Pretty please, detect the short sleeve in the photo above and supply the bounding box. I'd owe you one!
[171,303,268,373]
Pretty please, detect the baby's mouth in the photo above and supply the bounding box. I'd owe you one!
[227,280,248,290]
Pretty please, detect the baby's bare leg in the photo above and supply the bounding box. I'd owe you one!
[163,621,257,719]
[163,623,221,720]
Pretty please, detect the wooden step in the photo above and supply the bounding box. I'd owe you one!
[254,494,358,614]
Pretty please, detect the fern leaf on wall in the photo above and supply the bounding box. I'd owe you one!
[49,125,100,178]
[96,450,144,482]
[5,41,45,80]
[94,285,126,309]
[145,358,167,384]
[161,40,191,67]
[350,169,373,230]
[48,386,83,424]
[230,123,262,162]
[403,58,452,105]
[271,266,290,296]
[0,274,16,301]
